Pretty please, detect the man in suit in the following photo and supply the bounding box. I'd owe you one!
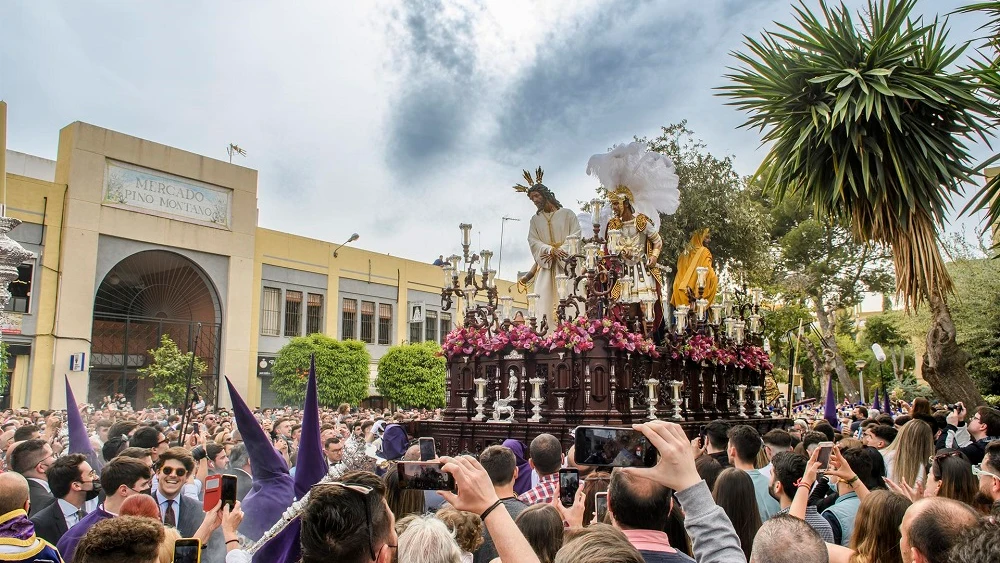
[152,447,226,562]
[224,443,252,502]
[30,453,100,545]
[8,439,56,517]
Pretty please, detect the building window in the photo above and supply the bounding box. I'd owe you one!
[425,310,438,343]
[439,313,451,344]
[306,293,324,335]
[410,320,422,343]
[360,301,375,344]
[378,303,392,345]
[6,264,32,314]
[284,290,303,337]
[342,299,357,340]
[261,287,281,336]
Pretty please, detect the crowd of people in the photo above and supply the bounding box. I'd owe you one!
[0,393,997,563]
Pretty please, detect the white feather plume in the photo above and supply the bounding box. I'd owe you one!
[586,141,680,231]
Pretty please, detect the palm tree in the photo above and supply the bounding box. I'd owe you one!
[718,0,998,405]
[958,2,1000,233]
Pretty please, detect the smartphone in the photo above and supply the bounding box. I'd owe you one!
[595,491,608,522]
[220,474,238,509]
[419,437,437,462]
[397,461,455,491]
[193,422,199,434]
[574,426,657,468]
[559,468,579,508]
[203,475,220,511]
[816,442,834,470]
[173,538,201,563]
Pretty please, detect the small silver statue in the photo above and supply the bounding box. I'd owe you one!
[491,374,518,423]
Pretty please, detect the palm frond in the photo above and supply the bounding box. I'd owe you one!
[717,0,1000,307]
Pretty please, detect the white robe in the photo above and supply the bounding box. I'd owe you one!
[527,207,581,329]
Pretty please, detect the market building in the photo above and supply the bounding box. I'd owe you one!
[2,121,525,409]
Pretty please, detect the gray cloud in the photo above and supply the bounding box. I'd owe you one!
[384,0,485,176]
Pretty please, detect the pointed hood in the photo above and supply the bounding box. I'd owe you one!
[872,388,881,412]
[502,439,533,496]
[377,424,409,461]
[228,377,294,541]
[823,374,838,428]
[254,356,327,563]
[66,376,102,472]
[883,388,892,414]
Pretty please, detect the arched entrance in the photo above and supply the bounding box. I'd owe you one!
[89,250,223,407]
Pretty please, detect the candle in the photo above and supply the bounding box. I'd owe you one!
[591,199,603,226]
[448,255,462,271]
[696,267,708,289]
[608,229,622,253]
[556,274,569,300]
[584,243,598,269]
[752,288,762,307]
[710,304,723,325]
[527,293,539,319]
[480,249,493,272]
[696,298,709,321]
[500,296,513,321]
[460,223,472,246]
[443,265,454,287]
[565,235,580,256]
[748,313,761,334]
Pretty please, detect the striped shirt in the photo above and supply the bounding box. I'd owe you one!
[777,505,835,544]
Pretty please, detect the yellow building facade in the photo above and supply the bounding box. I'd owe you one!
[3,122,525,409]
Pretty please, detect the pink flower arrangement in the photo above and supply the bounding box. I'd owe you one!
[441,326,491,358]
[735,345,773,372]
[543,317,659,358]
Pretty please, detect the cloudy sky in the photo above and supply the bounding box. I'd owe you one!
[2,0,994,279]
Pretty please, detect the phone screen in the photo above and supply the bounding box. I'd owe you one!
[397,462,455,490]
[220,475,238,509]
[574,426,657,467]
[173,540,201,563]
[559,469,579,508]
[816,442,834,470]
[419,438,436,462]
[595,492,608,522]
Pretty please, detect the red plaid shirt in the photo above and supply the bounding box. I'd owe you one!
[518,473,559,506]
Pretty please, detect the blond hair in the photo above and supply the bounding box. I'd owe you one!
[884,419,933,486]
[435,507,484,554]
[158,527,180,563]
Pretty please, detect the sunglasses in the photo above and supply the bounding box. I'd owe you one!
[312,482,394,560]
[973,465,1000,481]
[160,466,188,477]
[928,450,963,467]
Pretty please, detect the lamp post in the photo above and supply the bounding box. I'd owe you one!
[854,359,867,405]
[333,233,360,258]
[872,343,887,406]
[497,216,520,281]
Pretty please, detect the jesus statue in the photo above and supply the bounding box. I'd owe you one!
[514,168,581,329]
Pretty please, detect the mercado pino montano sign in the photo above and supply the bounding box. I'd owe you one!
[103,160,233,229]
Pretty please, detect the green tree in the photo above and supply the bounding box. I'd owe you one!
[638,122,772,282]
[720,0,997,405]
[271,334,371,407]
[762,301,813,380]
[376,342,446,409]
[0,341,10,398]
[137,334,208,408]
[957,2,1000,233]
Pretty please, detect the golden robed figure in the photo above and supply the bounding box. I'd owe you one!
[670,228,718,307]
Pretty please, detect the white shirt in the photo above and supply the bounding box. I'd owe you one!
[154,490,181,525]
[57,499,86,529]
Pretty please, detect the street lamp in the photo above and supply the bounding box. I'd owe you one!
[854,359,867,405]
[872,343,887,409]
[333,233,360,258]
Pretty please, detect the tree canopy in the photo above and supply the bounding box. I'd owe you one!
[137,334,208,409]
[376,342,447,409]
[640,122,772,284]
[271,334,371,407]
